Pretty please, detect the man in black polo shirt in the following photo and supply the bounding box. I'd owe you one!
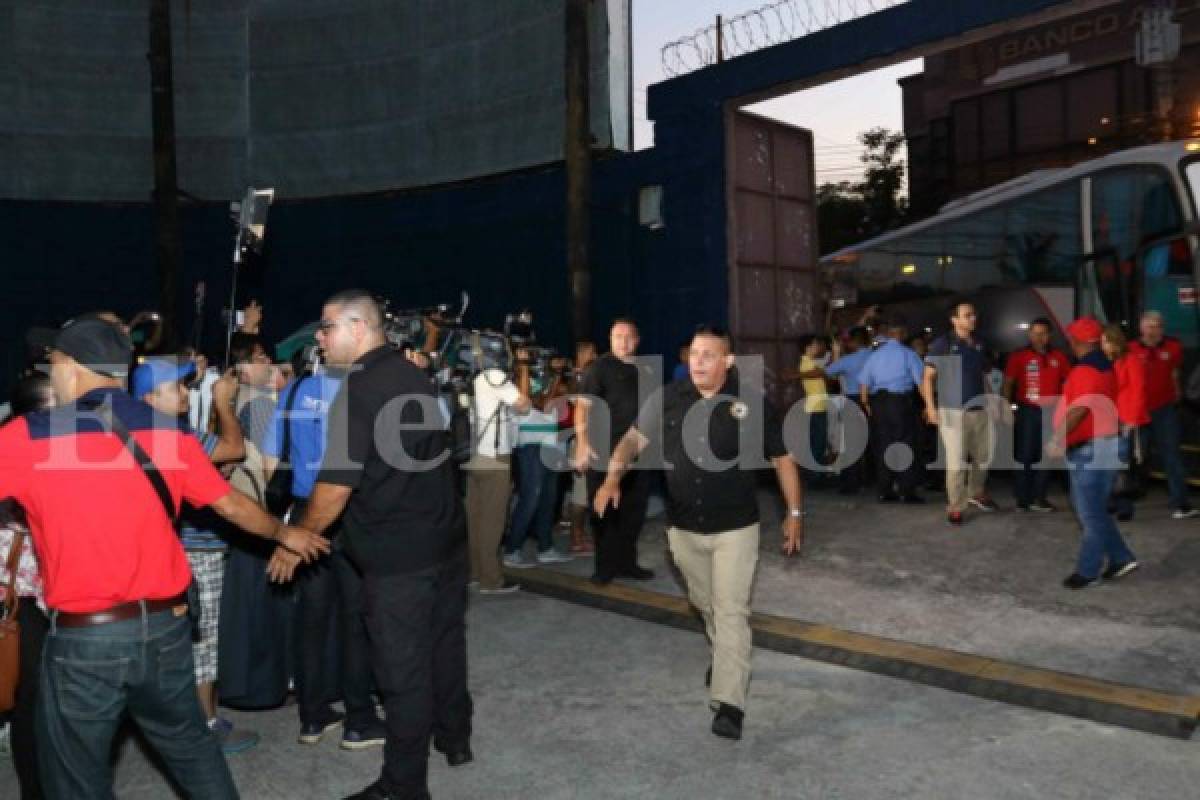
[276,289,471,800]
[921,300,1005,526]
[594,326,804,741]
[574,318,655,584]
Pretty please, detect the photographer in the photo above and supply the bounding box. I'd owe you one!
[465,342,531,594]
[502,350,574,568]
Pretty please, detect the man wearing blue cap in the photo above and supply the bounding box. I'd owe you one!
[132,357,260,754]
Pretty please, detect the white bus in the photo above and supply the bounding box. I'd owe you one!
[822,140,1200,479]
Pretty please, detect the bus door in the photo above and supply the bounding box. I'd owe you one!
[1077,177,1132,324]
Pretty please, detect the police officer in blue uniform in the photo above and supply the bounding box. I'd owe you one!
[858,317,926,503]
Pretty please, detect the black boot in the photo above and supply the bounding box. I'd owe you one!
[711,703,744,740]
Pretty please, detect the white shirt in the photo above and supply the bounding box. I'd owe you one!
[472,369,521,457]
[188,367,219,433]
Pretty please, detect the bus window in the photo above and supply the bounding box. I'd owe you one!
[1140,235,1199,349]
[942,208,1008,294]
[1091,168,1182,266]
[1003,182,1080,284]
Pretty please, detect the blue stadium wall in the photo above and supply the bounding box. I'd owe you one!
[0,131,730,390]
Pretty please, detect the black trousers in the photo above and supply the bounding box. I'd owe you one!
[294,541,376,729]
[11,600,48,800]
[363,548,472,799]
[872,390,919,496]
[839,396,870,492]
[587,467,651,577]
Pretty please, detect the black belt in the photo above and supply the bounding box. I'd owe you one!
[54,593,189,629]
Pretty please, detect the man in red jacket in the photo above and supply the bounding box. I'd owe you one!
[1047,317,1137,590]
[1126,310,1197,519]
[1003,318,1070,512]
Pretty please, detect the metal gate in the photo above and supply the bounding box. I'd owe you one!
[725,109,820,407]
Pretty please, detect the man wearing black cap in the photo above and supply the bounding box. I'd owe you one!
[0,315,329,798]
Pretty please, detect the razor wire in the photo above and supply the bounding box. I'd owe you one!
[661,0,910,77]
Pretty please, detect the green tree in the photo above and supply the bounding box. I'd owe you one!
[858,127,907,236]
[816,127,908,255]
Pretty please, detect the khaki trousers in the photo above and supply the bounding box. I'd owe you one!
[667,524,760,711]
[938,408,992,512]
[465,454,511,590]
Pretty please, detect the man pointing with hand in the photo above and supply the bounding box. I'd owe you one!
[594,325,804,741]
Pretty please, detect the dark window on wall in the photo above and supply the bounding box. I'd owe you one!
[981,93,1010,160]
[1066,68,1117,143]
[953,99,980,165]
[1015,83,1063,154]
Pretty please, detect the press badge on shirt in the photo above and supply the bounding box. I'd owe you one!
[730,401,748,420]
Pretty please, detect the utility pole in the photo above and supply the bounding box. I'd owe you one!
[565,0,592,345]
[149,0,182,350]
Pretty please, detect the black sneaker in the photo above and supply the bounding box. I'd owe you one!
[1102,560,1139,581]
[878,492,900,503]
[590,571,614,586]
[711,703,744,740]
[1062,573,1099,590]
[620,565,655,581]
[1028,500,1055,513]
[299,710,345,745]
[343,780,404,800]
[341,720,386,751]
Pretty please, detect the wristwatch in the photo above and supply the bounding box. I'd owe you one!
[788,508,806,518]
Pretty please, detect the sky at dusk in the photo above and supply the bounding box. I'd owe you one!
[631,0,922,185]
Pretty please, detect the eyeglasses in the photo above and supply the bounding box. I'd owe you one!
[317,316,363,334]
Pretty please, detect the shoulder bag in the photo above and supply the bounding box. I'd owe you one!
[0,527,25,712]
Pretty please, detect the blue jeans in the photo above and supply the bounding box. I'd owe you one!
[37,606,238,800]
[1140,404,1191,510]
[505,445,561,554]
[1013,404,1051,506]
[1068,437,1135,579]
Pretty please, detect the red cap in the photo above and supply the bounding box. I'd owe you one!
[1065,317,1103,343]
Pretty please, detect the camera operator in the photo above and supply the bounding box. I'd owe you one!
[466,343,531,594]
[502,349,574,568]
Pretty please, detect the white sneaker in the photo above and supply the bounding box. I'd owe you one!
[536,549,574,565]
[1172,508,1199,520]
[503,551,535,569]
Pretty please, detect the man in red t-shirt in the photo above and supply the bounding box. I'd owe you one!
[1003,318,1070,512]
[1047,317,1137,590]
[0,316,329,799]
[1126,310,1196,518]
